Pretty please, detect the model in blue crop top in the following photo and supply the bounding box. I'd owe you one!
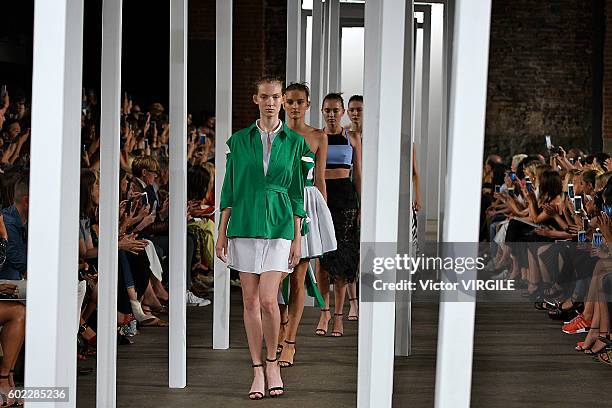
[326,129,353,169]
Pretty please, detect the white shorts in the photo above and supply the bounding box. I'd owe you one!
[228,238,293,274]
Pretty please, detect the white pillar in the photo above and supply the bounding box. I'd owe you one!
[358,0,405,406]
[417,6,431,247]
[169,0,188,388]
[286,0,302,85]
[97,0,122,406]
[310,0,324,127]
[321,0,331,97]
[434,1,492,407]
[25,1,83,407]
[426,4,445,241]
[300,11,308,81]
[213,0,232,350]
[327,0,340,92]
[394,0,414,358]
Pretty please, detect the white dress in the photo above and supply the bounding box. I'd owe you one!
[227,120,294,274]
[301,154,337,258]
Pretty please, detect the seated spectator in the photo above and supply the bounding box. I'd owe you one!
[0,176,28,299]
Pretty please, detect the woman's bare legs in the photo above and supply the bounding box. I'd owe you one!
[81,283,98,321]
[347,280,358,320]
[239,273,265,399]
[0,302,25,406]
[332,277,347,336]
[279,260,308,366]
[316,259,331,334]
[259,272,285,396]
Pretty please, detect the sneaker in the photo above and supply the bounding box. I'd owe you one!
[186,290,211,307]
[562,313,591,334]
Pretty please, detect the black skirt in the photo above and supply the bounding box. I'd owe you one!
[320,178,359,283]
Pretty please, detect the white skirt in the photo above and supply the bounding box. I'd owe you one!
[228,238,293,274]
[302,186,337,259]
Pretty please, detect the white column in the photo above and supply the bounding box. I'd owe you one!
[169,0,188,388]
[213,0,232,350]
[321,0,331,96]
[300,11,308,81]
[97,0,122,406]
[434,1,492,407]
[327,0,340,92]
[24,1,83,407]
[417,6,431,246]
[310,0,324,127]
[358,0,405,406]
[394,0,414,358]
[286,0,302,85]
[426,4,445,241]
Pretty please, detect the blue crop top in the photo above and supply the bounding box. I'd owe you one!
[326,130,353,169]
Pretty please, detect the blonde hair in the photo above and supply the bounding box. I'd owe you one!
[595,171,612,192]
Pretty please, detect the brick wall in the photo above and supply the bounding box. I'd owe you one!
[485,0,596,159]
[188,0,287,131]
[604,0,612,152]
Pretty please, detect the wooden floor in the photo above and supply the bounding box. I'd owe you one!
[77,288,612,407]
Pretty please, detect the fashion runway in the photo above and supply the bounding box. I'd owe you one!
[76,289,612,407]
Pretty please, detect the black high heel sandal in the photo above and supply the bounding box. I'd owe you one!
[278,340,296,368]
[315,309,330,336]
[265,358,284,397]
[277,321,288,354]
[248,363,265,400]
[331,313,344,337]
[348,298,359,321]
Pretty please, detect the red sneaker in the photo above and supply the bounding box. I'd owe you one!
[562,313,591,334]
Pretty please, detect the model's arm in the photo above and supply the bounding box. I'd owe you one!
[351,132,362,198]
[314,131,328,201]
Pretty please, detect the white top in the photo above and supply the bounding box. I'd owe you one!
[256,119,283,175]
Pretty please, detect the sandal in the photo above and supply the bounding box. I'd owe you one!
[9,370,22,406]
[278,340,296,368]
[0,375,14,407]
[585,331,612,355]
[348,298,359,321]
[277,321,288,354]
[265,358,284,397]
[315,309,330,336]
[248,364,265,400]
[331,313,344,337]
[597,350,612,366]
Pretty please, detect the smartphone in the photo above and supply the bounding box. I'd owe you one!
[508,187,515,197]
[200,135,206,145]
[144,139,149,150]
[509,172,517,182]
[1,85,7,98]
[526,180,534,193]
[494,185,501,193]
[545,135,553,150]
[574,196,583,214]
[577,230,587,243]
[592,230,604,247]
[582,217,589,232]
[82,144,87,156]
[150,120,156,130]
[604,204,612,216]
[140,192,148,206]
[568,184,575,199]
[569,158,576,165]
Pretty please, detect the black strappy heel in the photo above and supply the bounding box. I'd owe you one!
[278,340,296,368]
[277,321,288,354]
[331,313,344,337]
[265,358,284,397]
[348,298,359,321]
[248,364,265,400]
[315,309,330,336]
